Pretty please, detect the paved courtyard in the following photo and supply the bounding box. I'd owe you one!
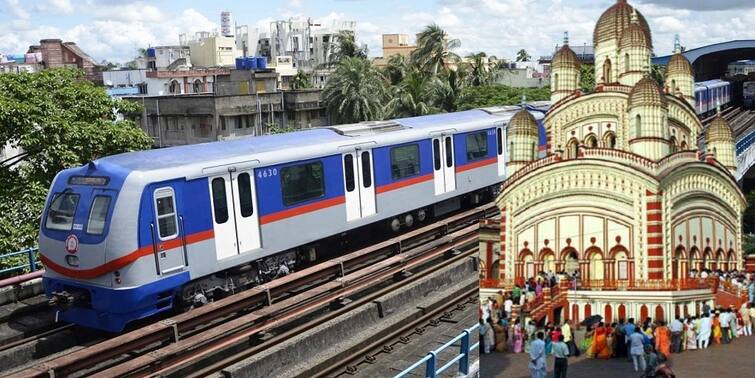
[481,332,755,378]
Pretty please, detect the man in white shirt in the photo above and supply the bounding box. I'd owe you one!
[720,309,731,344]
[669,316,684,353]
[504,297,513,319]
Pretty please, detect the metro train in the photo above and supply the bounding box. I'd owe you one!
[695,79,731,116]
[40,106,546,332]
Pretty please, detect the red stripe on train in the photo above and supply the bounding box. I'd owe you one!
[259,196,346,225]
[375,173,433,194]
[41,229,215,279]
[456,157,497,173]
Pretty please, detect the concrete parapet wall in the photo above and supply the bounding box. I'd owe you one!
[223,256,479,378]
[0,279,44,307]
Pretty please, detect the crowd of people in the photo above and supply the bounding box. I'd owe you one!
[479,271,755,378]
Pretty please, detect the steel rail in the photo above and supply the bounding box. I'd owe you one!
[11,203,494,378]
[90,226,479,378]
[311,285,479,378]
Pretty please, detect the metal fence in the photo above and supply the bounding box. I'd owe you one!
[394,323,479,378]
[0,247,41,276]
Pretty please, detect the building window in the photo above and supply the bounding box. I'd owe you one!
[624,53,630,72]
[169,80,181,94]
[584,134,598,148]
[635,115,641,138]
[281,161,325,206]
[603,58,612,83]
[193,79,203,93]
[603,132,616,148]
[566,138,578,159]
[465,131,488,161]
[390,144,420,180]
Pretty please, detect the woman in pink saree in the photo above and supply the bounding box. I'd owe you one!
[513,319,524,353]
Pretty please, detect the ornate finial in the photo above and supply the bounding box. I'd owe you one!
[521,94,527,106]
[673,34,681,54]
[716,100,721,114]
[630,7,639,24]
[563,31,569,46]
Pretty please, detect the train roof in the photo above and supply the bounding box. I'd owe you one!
[98,108,546,173]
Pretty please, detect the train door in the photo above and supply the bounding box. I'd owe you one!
[209,175,238,260]
[342,149,376,221]
[432,135,456,195]
[496,127,506,176]
[232,170,261,254]
[152,186,187,274]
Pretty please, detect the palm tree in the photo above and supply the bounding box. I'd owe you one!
[326,30,367,66]
[290,70,311,90]
[411,24,461,75]
[516,49,531,62]
[383,54,409,86]
[464,52,491,87]
[384,70,437,118]
[432,69,466,113]
[322,57,386,124]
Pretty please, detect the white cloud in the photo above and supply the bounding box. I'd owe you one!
[49,0,74,14]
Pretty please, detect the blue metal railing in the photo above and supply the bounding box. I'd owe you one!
[394,323,479,378]
[0,247,41,276]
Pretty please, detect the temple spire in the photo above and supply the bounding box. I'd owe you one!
[521,94,527,106]
[716,100,721,115]
[673,34,681,54]
[563,31,569,46]
[630,7,639,24]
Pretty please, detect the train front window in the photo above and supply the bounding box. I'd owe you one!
[154,188,178,240]
[45,192,80,231]
[86,196,111,235]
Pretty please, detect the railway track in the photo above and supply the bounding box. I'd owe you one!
[5,203,495,378]
[315,285,479,378]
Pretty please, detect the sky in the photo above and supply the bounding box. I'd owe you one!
[1,0,754,64]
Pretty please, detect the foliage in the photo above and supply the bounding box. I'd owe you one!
[516,49,531,62]
[411,24,461,75]
[0,68,152,253]
[457,85,550,110]
[322,57,386,124]
[651,64,666,88]
[326,30,367,66]
[384,70,438,118]
[290,70,312,90]
[383,54,409,86]
[580,64,596,92]
[432,70,466,113]
[743,190,755,234]
[264,123,300,134]
[463,52,492,87]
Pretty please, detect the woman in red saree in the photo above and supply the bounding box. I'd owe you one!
[654,320,671,358]
[594,322,612,359]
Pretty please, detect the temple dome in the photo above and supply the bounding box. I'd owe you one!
[707,115,734,143]
[594,0,652,48]
[666,53,694,77]
[552,45,580,69]
[619,22,650,49]
[508,108,539,137]
[629,76,666,108]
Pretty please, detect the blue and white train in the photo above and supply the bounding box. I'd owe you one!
[694,79,731,116]
[40,106,547,332]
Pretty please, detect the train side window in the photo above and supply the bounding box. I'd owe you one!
[281,161,325,206]
[211,178,228,224]
[86,196,111,235]
[154,188,178,239]
[344,154,355,192]
[361,151,372,188]
[445,137,453,167]
[496,128,503,155]
[390,144,420,180]
[433,139,441,170]
[45,192,80,231]
[238,173,254,218]
[466,131,488,161]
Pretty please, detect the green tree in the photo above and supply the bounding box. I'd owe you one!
[742,190,755,234]
[650,64,666,88]
[384,70,438,118]
[456,84,549,110]
[383,54,409,86]
[290,70,312,90]
[322,57,386,124]
[516,49,531,62]
[0,68,152,254]
[327,30,367,66]
[411,24,461,75]
[579,64,596,92]
[464,52,491,87]
[432,69,466,113]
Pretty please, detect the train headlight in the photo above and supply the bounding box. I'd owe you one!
[65,255,79,267]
